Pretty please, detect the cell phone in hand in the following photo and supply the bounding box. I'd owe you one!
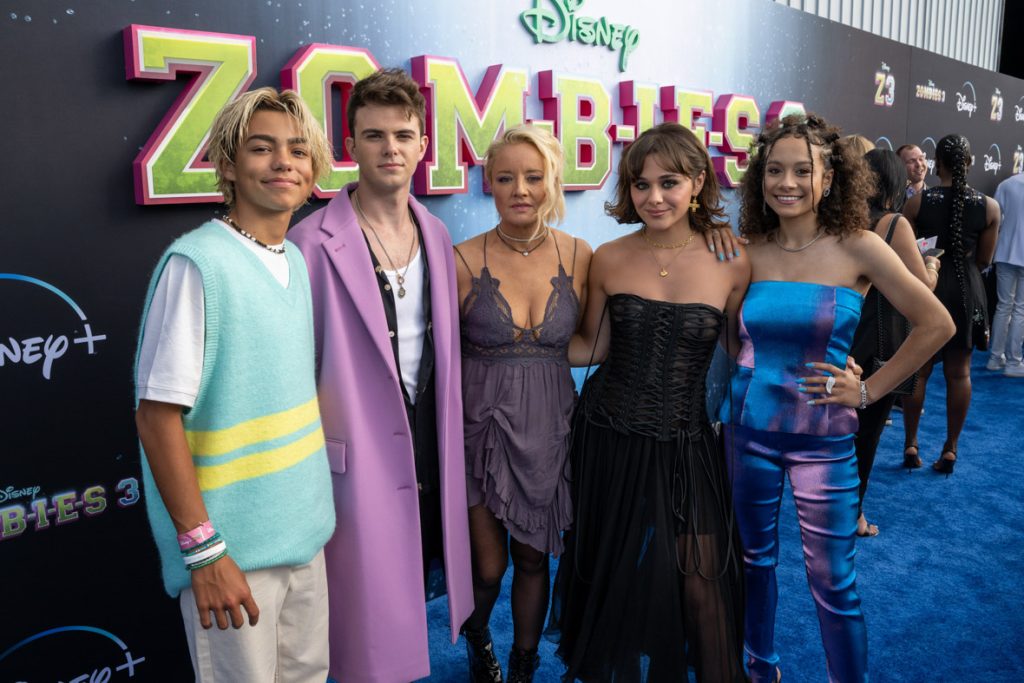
[923,248,945,258]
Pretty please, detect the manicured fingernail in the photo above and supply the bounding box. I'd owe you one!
[798,387,807,393]
[796,378,806,384]
[806,399,816,405]
[734,249,740,257]
[718,253,724,261]
[805,362,814,367]
[709,244,716,252]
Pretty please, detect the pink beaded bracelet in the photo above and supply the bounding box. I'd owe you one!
[177,520,216,550]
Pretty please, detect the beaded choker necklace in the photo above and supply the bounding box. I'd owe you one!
[223,216,286,255]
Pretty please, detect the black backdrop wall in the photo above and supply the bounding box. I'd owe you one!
[2,1,1021,680]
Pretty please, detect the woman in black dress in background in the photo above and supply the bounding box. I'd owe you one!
[900,134,999,476]
[849,149,941,536]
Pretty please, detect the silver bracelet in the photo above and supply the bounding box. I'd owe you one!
[858,380,870,409]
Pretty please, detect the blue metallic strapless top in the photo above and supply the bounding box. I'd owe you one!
[721,281,864,436]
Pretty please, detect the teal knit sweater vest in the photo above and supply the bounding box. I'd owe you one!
[136,221,335,596]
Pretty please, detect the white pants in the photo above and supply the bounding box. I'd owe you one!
[180,549,329,683]
[990,262,1024,366]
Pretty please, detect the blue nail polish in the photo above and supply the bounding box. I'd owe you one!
[718,253,724,261]
[734,249,740,257]
[804,362,815,367]
[798,387,807,393]
[796,378,806,384]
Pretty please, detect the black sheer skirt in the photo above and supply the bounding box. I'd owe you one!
[547,295,744,682]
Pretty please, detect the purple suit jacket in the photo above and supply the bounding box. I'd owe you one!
[289,184,472,683]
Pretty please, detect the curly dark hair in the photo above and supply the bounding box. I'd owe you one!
[935,133,974,322]
[738,113,874,238]
[605,122,728,233]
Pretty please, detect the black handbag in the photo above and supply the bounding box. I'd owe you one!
[871,215,917,395]
[966,263,990,351]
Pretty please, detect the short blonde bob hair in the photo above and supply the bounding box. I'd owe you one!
[207,87,333,207]
[484,124,566,227]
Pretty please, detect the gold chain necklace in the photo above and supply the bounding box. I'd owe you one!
[640,225,697,250]
[353,192,417,298]
[641,226,695,277]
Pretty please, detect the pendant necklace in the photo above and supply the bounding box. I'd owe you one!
[495,223,548,256]
[641,226,695,277]
[354,192,417,298]
[774,228,825,253]
[223,216,286,254]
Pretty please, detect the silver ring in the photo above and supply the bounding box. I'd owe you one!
[825,376,836,395]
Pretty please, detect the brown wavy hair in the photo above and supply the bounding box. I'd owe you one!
[347,67,426,136]
[605,122,728,233]
[739,113,874,238]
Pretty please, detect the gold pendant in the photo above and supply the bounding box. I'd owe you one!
[659,269,669,277]
[398,286,407,298]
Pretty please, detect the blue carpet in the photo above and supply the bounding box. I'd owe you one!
[423,352,1024,681]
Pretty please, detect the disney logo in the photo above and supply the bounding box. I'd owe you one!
[956,92,977,116]
[520,0,640,72]
[0,484,42,503]
[983,154,1001,173]
[1015,104,1024,122]
[0,275,107,380]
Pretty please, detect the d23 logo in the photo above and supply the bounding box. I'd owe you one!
[0,274,106,380]
[1012,145,1022,175]
[991,88,1003,122]
[873,63,895,107]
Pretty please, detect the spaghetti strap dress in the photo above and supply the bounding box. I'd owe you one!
[457,234,579,555]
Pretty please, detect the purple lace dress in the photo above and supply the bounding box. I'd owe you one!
[457,235,578,555]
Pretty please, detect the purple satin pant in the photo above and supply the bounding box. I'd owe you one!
[726,425,868,683]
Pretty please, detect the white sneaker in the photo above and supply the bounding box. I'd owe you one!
[986,355,1006,371]
[1004,363,1024,378]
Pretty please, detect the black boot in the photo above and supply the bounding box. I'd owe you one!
[463,625,503,683]
[506,646,539,683]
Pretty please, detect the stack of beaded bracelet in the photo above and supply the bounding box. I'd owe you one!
[178,521,228,570]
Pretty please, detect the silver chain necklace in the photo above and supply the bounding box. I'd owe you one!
[353,192,416,298]
[774,228,825,253]
[495,224,548,256]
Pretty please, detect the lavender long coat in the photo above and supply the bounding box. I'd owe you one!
[289,184,473,683]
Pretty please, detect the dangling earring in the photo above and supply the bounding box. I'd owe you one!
[822,187,831,198]
[689,196,700,213]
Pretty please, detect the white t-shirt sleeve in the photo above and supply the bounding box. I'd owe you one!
[136,254,205,408]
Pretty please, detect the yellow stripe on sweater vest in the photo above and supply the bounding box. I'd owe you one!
[195,424,326,491]
[186,397,320,457]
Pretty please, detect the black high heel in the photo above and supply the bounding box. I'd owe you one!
[932,444,957,478]
[506,646,539,683]
[902,441,922,471]
[463,625,503,683]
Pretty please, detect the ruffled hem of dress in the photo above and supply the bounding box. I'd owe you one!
[468,428,572,556]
